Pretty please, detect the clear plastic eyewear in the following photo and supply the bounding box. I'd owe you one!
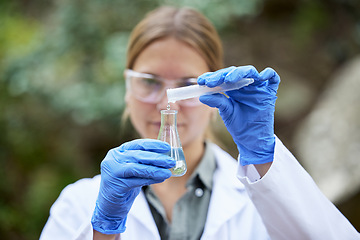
[124,69,202,106]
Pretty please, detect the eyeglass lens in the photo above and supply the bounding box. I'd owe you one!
[127,71,201,106]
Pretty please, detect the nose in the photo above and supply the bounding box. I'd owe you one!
[156,89,180,111]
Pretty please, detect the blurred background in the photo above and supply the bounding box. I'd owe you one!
[1,0,359,239]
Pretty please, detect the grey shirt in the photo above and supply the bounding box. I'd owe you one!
[143,142,216,240]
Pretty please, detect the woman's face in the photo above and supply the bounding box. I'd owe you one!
[126,37,214,148]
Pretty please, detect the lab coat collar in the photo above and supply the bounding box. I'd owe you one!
[201,143,247,238]
[130,191,160,239]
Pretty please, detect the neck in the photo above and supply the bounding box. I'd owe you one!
[182,138,205,177]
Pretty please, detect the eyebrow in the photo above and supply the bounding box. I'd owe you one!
[152,74,198,81]
[136,70,197,81]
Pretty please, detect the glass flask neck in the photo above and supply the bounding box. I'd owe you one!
[160,109,177,126]
[158,110,182,149]
[157,109,186,177]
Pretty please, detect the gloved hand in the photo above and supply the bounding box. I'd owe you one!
[91,139,175,234]
[198,66,280,166]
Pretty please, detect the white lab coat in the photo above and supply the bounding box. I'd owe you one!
[40,137,359,240]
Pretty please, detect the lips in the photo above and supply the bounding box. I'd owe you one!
[149,119,186,130]
[151,121,161,129]
[151,122,185,131]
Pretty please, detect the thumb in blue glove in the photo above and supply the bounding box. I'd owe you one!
[91,139,175,234]
[198,66,280,166]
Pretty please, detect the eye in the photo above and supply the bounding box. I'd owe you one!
[139,77,162,88]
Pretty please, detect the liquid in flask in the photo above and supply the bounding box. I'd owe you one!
[157,109,187,177]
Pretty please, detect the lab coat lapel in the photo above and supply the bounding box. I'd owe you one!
[128,191,160,239]
[202,144,248,237]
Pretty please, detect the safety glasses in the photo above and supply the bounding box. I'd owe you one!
[125,69,202,106]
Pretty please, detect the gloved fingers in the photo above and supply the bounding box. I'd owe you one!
[118,139,170,153]
[224,67,279,105]
[226,90,265,107]
[197,66,237,87]
[120,164,172,180]
[259,67,281,92]
[101,166,171,190]
[126,151,176,168]
[119,176,170,189]
[103,150,175,173]
[198,65,260,88]
[199,93,234,114]
[223,65,260,84]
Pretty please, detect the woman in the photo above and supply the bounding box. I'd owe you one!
[40,6,359,240]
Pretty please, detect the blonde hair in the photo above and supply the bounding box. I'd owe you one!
[126,6,223,71]
[122,6,223,145]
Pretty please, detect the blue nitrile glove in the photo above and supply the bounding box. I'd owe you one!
[91,139,175,234]
[198,66,280,166]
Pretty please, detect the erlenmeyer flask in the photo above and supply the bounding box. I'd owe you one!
[157,109,187,177]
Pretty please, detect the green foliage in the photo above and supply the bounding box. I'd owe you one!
[292,1,330,47]
[1,0,359,239]
[2,0,262,124]
[0,0,263,239]
[160,0,261,28]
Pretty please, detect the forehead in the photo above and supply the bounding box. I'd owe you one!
[132,37,209,79]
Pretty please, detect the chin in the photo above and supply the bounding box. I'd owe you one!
[142,125,160,140]
[146,132,159,140]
